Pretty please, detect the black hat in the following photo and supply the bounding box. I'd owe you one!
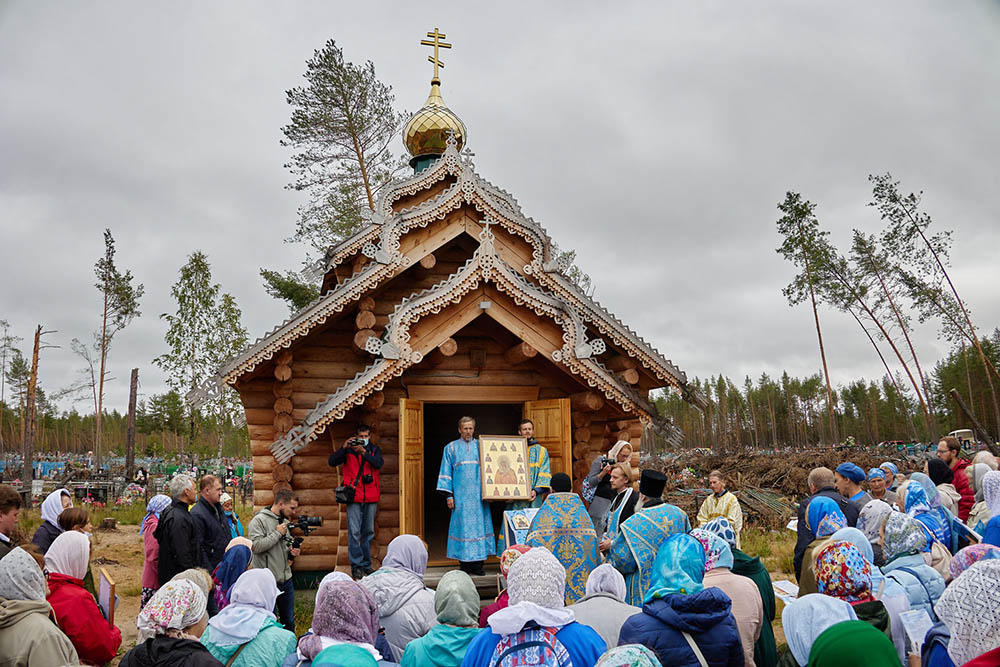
[550,472,572,493]
[639,469,667,498]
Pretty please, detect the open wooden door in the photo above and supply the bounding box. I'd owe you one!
[398,398,424,536]
[523,398,572,480]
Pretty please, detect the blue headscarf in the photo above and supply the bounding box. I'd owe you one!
[644,534,705,603]
[902,479,949,545]
[139,494,172,535]
[807,496,847,537]
[910,472,953,545]
[213,545,252,601]
[703,517,738,549]
[867,468,886,481]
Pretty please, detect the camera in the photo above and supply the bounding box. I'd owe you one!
[347,437,366,448]
[361,473,374,484]
[602,457,615,467]
[282,514,323,562]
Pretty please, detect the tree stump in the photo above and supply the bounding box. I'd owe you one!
[98,518,118,532]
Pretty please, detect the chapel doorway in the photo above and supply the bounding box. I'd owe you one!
[422,402,523,562]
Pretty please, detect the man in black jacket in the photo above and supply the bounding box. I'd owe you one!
[154,474,200,587]
[190,474,229,573]
[793,466,860,581]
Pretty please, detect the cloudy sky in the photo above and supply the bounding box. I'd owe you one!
[1,1,998,414]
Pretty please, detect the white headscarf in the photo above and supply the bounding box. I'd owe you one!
[0,547,47,601]
[936,559,1000,665]
[983,470,1000,518]
[137,579,208,641]
[40,489,71,528]
[382,534,428,578]
[44,530,91,580]
[607,441,632,462]
[206,569,281,646]
[585,563,627,602]
[782,593,858,665]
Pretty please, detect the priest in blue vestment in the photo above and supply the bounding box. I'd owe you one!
[607,469,691,606]
[436,415,495,575]
[525,472,600,603]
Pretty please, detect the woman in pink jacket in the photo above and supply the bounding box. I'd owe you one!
[140,494,172,608]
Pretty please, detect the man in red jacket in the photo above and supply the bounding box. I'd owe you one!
[329,423,383,580]
[938,435,974,521]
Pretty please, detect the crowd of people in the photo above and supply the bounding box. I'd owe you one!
[0,431,998,666]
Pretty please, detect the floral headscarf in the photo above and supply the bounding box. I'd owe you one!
[948,543,1000,580]
[137,579,208,641]
[936,559,1000,666]
[984,470,1000,518]
[814,540,873,603]
[500,544,532,578]
[644,534,705,603]
[596,644,663,666]
[299,580,380,660]
[702,516,738,548]
[0,547,47,601]
[807,496,847,537]
[829,527,874,564]
[882,511,929,561]
[857,500,893,546]
[689,528,734,571]
[139,494,171,535]
[171,568,213,597]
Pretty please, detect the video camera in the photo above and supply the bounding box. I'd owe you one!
[282,514,323,562]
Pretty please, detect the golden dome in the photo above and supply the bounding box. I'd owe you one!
[403,79,467,158]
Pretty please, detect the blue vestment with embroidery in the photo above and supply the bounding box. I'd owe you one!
[526,492,600,603]
[437,438,495,562]
[608,501,691,606]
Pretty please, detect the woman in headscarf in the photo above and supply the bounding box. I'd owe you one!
[798,496,847,597]
[693,528,762,667]
[202,568,296,667]
[936,559,1000,666]
[31,488,71,553]
[619,534,742,666]
[857,500,894,566]
[462,547,606,666]
[569,563,641,650]
[866,468,897,506]
[705,516,778,667]
[400,570,480,667]
[358,534,435,659]
[141,493,172,608]
[777,594,857,667]
[285,579,392,666]
[210,537,252,611]
[927,458,961,517]
[122,579,221,667]
[828,527,910,664]
[44,530,122,665]
[805,620,900,667]
[964,463,992,535]
[596,644,663,667]
[880,511,945,618]
[307,571,394,663]
[219,493,244,539]
[0,547,80,667]
[172,568,214,600]
[902,475,952,547]
[980,469,1000,547]
[479,543,531,627]
[812,540,891,642]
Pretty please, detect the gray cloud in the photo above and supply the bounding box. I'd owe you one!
[1,1,998,413]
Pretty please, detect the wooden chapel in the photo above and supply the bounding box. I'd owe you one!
[193,39,707,572]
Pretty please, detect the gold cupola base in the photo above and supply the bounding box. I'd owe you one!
[403,78,467,169]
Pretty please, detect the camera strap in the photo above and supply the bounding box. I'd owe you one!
[348,449,367,488]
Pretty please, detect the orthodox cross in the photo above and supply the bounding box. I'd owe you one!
[420,28,451,81]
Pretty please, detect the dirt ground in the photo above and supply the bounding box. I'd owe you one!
[89,524,143,665]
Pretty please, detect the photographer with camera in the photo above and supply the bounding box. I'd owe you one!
[584,440,633,540]
[328,423,383,580]
[248,488,299,631]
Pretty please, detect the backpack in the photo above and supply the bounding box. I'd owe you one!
[488,625,573,667]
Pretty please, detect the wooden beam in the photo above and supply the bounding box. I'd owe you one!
[358,296,376,312]
[419,253,437,270]
[570,391,605,412]
[355,310,377,330]
[353,329,376,356]
[605,355,638,372]
[615,368,640,385]
[503,342,537,366]
[406,385,540,403]
[425,337,459,367]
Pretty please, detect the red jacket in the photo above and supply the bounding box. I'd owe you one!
[952,458,975,522]
[48,572,122,666]
[964,645,1000,666]
[328,440,383,504]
